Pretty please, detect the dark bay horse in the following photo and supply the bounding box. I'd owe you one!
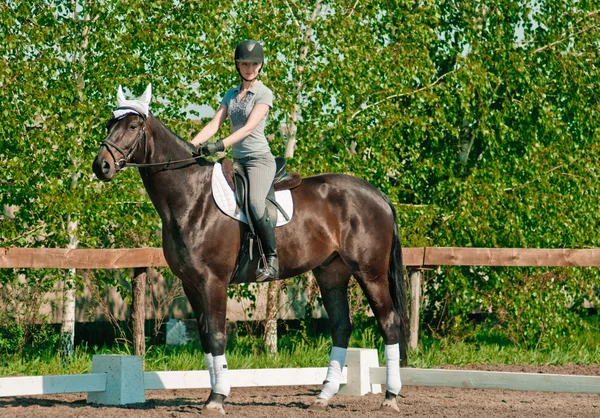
[92,87,408,414]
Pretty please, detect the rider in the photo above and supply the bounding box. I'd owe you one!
[191,40,278,282]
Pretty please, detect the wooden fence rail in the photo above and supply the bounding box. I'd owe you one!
[2,247,598,349]
[2,247,599,269]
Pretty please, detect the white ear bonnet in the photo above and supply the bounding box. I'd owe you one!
[113,84,152,119]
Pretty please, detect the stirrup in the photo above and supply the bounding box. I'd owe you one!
[256,267,278,282]
[256,257,278,282]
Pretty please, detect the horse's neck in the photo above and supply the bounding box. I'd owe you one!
[146,116,195,164]
[139,117,212,224]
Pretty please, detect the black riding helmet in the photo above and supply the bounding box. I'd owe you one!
[235,40,264,80]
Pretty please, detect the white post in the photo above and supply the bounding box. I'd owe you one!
[338,348,381,396]
[87,355,145,405]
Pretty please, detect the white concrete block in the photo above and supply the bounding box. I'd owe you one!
[338,348,382,396]
[87,355,145,405]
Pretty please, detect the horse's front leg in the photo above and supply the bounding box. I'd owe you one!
[309,263,353,410]
[182,277,230,415]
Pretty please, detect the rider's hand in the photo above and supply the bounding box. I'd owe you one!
[201,140,225,156]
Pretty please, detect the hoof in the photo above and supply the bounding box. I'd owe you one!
[309,398,329,410]
[203,402,226,416]
[380,397,400,413]
[202,391,227,417]
[203,391,227,416]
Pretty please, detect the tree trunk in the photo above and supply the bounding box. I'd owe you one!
[283,0,323,159]
[131,267,147,356]
[60,0,90,360]
[264,281,280,354]
[60,215,78,358]
[264,0,324,355]
[283,119,298,159]
[409,269,422,350]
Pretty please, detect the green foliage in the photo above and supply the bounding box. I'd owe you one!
[0,321,25,353]
[0,269,62,357]
[1,0,599,351]
[0,316,61,359]
[423,266,599,349]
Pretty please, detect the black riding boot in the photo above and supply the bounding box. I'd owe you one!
[253,208,279,282]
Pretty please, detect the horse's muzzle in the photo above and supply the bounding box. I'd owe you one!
[92,153,116,182]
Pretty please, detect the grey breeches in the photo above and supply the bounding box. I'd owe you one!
[235,153,276,220]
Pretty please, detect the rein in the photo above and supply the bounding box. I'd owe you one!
[101,114,201,171]
[126,155,202,169]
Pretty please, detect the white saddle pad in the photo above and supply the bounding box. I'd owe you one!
[211,162,294,227]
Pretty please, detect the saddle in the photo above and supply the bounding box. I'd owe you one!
[219,157,302,193]
[218,157,302,283]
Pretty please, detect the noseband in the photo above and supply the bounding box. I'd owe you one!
[101,113,148,171]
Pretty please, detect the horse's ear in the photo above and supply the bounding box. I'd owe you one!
[117,85,126,106]
[139,83,152,106]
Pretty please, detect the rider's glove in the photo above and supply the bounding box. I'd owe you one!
[200,140,225,156]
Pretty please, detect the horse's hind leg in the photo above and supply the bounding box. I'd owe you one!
[356,270,403,413]
[309,259,353,410]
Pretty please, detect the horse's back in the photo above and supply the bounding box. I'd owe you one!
[293,173,394,223]
[281,173,395,268]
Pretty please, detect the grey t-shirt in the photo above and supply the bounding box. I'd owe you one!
[221,81,274,159]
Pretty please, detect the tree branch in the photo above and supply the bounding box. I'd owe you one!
[350,68,459,120]
[283,0,300,27]
[533,23,599,54]
[504,164,565,192]
[346,0,360,17]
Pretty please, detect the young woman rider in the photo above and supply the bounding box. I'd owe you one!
[191,40,278,282]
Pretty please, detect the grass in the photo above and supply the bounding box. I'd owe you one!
[1,319,599,377]
[411,337,600,368]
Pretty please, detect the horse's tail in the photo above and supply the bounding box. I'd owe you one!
[384,194,409,366]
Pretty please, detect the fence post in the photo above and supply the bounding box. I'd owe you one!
[131,267,147,356]
[87,355,145,405]
[409,269,422,350]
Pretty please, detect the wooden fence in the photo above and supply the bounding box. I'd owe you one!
[2,247,600,268]
[1,247,599,348]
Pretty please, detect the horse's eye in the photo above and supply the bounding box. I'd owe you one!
[129,124,138,130]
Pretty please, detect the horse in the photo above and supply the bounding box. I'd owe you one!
[92,85,409,414]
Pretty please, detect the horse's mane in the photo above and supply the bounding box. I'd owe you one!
[150,113,196,152]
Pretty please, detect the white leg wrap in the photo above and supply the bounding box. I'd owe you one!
[204,352,216,391]
[213,355,230,397]
[318,346,347,400]
[385,344,402,395]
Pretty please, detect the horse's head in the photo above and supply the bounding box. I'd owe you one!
[92,84,152,181]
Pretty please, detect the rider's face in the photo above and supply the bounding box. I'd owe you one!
[238,61,261,80]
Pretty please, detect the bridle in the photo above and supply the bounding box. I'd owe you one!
[100,111,149,172]
[100,111,201,171]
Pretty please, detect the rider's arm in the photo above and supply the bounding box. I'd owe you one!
[221,103,270,148]
[191,104,228,147]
